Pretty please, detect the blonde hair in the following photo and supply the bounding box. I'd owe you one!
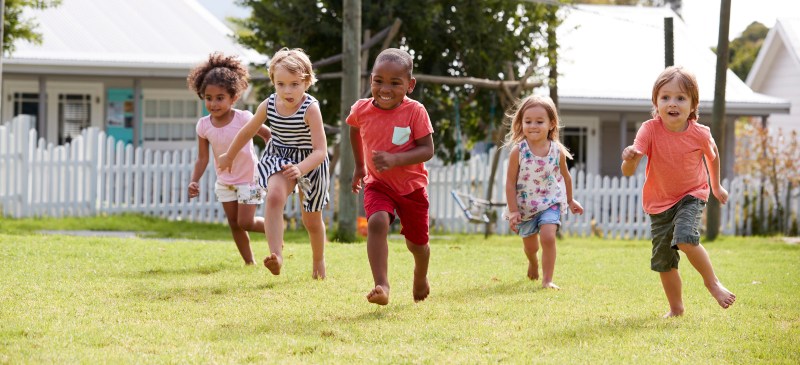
[268,47,317,86]
[503,94,571,159]
[651,65,699,121]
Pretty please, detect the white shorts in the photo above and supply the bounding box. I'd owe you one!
[214,181,264,204]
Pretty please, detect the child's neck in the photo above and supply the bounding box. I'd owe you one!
[526,137,551,156]
[662,117,689,132]
[210,109,235,127]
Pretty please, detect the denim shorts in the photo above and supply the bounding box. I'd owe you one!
[649,195,705,272]
[518,204,561,238]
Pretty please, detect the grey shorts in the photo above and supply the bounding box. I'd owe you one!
[648,195,705,272]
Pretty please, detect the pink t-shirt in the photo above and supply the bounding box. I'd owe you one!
[196,109,258,185]
[346,97,434,195]
[633,117,717,214]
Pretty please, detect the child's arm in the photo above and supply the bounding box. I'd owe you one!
[504,146,522,232]
[370,133,434,172]
[256,125,271,145]
[350,126,367,193]
[707,145,729,204]
[281,103,327,180]
[559,151,584,215]
[218,100,268,172]
[620,145,643,177]
[188,136,210,199]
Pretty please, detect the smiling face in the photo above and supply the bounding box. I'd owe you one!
[520,105,554,144]
[369,60,416,110]
[655,78,694,130]
[272,66,309,110]
[203,84,237,121]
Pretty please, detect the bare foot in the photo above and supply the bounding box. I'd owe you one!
[708,283,736,308]
[542,282,560,290]
[366,285,390,305]
[527,261,540,281]
[413,276,430,302]
[263,253,282,275]
[662,310,684,318]
[312,259,326,280]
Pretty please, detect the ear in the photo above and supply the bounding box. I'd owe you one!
[407,77,416,94]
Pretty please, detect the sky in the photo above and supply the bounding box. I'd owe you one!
[682,0,799,47]
[196,0,797,48]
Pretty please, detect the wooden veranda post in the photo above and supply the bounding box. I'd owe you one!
[336,0,361,242]
[707,0,731,241]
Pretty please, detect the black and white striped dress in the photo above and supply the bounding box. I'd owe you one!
[257,93,329,212]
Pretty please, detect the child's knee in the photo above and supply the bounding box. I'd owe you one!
[301,213,324,231]
[368,213,391,233]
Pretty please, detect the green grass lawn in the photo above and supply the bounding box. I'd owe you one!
[0,217,798,363]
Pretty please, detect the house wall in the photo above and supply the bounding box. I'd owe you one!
[755,46,800,133]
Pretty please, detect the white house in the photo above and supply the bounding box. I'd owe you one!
[1,0,266,149]
[746,17,800,134]
[555,5,790,177]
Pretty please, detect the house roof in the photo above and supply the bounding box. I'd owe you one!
[3,0,267,78]
[557,4,790,116]
[746,17,800,89]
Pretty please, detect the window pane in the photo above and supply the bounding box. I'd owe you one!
[144,123,157,141]
[158,124,169,140]
[172,100,184,118]
[145,100,157,118]
[158,100,170,118]
[186,100,198,118]
[184,123,196,140]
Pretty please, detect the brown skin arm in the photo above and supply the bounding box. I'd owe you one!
[370,133,434,172]
[350,126,367,193]
[188,136,210,199]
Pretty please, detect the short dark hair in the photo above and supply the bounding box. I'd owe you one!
[374,48,413,77]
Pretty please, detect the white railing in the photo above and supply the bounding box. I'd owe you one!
[2,118,798,238]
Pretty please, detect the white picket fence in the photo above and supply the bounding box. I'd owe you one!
[2,117,798,238]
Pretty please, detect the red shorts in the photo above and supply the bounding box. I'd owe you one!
[364,181,429,245]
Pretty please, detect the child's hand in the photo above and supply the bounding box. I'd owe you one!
[506,211,522,233]
[569,200,584,215]
[217,153,233,173]
[371,150,397,172]
[188,182,200,199]
[713,185,729,205]
[351,166,366,193]
[281,164,303,180]
[621,146,642,161]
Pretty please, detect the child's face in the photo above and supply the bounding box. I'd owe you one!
[273,66,310,108]
[203,84,237,120]
[655,78,693,126]
[370,60,416,110]
[520,105,554,143]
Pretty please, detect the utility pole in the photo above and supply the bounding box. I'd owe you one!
[0,0,5,119]
[664,17,674,67]
[707,0,731,241]
[336,0,361,242]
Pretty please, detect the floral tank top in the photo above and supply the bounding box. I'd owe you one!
[515,140,567,220]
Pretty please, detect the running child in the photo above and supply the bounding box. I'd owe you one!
[187,52,271,265]
[503,95,584,289]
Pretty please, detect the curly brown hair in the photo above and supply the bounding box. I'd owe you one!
[187,52,250,99]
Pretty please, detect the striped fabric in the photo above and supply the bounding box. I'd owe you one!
[257,93,329,212]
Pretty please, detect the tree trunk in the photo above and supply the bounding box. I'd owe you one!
[707,0,731,241]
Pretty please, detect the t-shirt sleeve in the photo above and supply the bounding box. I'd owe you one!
[345,102,360,127]
[632,121,652,157]
[411,103,434,140]
[702,131,717,162]
[195,118,207,139]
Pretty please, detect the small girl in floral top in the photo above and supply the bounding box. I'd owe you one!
[504,95,584,289]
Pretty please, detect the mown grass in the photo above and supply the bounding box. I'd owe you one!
[0,217,798,363]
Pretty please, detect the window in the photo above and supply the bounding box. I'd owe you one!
[142,96,202,142]
[58,94,91,144]
[562,126,588,173]
[12,93,40,131]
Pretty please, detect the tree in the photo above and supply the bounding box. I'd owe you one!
[2,0,61,54]
[726,21,768,81]
[233,0,556,163]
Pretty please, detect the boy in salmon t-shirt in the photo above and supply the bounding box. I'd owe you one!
[348,48,434,306]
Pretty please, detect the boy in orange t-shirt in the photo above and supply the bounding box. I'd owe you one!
[348,48,434,306]
[622,66,736,317]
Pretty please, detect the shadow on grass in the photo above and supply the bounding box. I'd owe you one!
[133,264,229,277]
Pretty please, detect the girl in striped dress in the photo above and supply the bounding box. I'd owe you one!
[219,48,329,279]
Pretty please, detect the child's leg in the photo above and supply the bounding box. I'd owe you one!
[522,234,540,280]
[221,201,255,265]
[366,211,391,305]
[660,269,684,317]
[301,209,326,280]
[539,224,559,289]
[406,239,430,302]
[263,174,293,275]
[236,203,265,234]
[677,243,736,308]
